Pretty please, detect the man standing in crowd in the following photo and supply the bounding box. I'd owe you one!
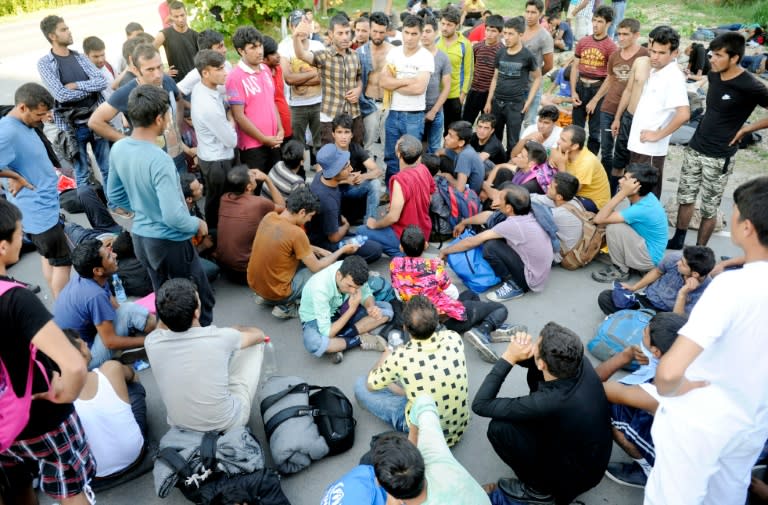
[668,32,768,249]
[108,85,215,326]
[437,7,474,134]
[420,14,452,154]
[358,11,394,154]
[38,15,109,189]
[153,0,198,82]
[352,15,370,50]
[462,14,504,125]
[522,0,554,125]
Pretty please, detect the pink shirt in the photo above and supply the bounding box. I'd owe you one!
[225,61,277,150]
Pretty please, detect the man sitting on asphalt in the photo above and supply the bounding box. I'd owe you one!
[531,171,586,265]
[597,245,714,316]
[437,120,486,193]
[299,256,393,364]
[511,104,563,157]
[550,124,611,211]
[54,239,156,370]
[355,295,470,446]
[248,185,358,320]
[146,278,266,432]
[592,163,668,283]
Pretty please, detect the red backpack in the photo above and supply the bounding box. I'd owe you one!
[0,280,50,450]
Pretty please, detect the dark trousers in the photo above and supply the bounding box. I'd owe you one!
[628,151,666,198]
[599,111,615,193]
[492,97,525,156]
[482,239,530,292]
[240,145,281,173]
[127,381,148,437]
[572,80,603,155]
[444,290,508,333]
[443,97,463,135]
[612,110,633,172]
[132,234,215,326]
[597,289,659,316]
[198,157,233,230]
[77,185,120,233]
[462,89,488,125]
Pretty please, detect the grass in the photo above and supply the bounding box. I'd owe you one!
[0,0,91,17]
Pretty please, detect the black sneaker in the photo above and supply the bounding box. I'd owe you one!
[604,462,648,489]
[463,328,499,363]
[497,478,554,504]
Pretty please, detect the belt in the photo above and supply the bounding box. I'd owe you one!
[373,98,383,103]
[579,77,604,87]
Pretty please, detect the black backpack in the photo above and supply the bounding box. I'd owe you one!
[260,383,356,456]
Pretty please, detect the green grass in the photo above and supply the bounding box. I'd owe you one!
[0,0,91,17]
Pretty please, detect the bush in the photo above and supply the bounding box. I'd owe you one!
[189,0,303,40]
[0,0,91,17]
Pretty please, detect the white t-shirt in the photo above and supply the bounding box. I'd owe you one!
[177,61,232,97]
[627,61,688,156]
[386,45,434,112]
[521,123,562,150]
[278,36,325,107]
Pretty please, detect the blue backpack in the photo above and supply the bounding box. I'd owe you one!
[445,230,501,294]
[430,176,481,243]
[588,309,655,371]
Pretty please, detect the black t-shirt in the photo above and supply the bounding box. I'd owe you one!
[307,175,342,248]
[494,47,537,101]
[0,280,73,440]
[348,143,371,174]
[689,44,711,76]
[162,27,199,82]
[470,133,507,165]
[53,52,98,109]
[689,71,768,158]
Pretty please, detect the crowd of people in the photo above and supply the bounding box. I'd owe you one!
[1,0,768,504]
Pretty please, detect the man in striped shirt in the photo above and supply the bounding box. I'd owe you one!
[462,14,504,125]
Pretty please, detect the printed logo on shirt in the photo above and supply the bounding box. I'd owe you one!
[499,60,523,78]
[321,482,344,505]
[580,47,608,72]
[722,94,732,101]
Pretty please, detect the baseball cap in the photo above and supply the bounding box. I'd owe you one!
[317,144,350,179]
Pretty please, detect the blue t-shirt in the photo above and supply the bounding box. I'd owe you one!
[558,22,574,51]
[53,274,116,345]
[454,145,485,193]
[554,67,572,98]
[307,175,342,248]
[320,465,387,505]
[620,193,668,265]
[0,116,60,234]
[108,74,180,115]
[645,251,712,313]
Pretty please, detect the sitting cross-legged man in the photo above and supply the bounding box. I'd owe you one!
[299,255,393,364]
[54,239,157,370]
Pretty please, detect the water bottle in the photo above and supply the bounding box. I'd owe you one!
[262,336,278,377]
[112,274,127,303]
[387,330,404,351]
[356,235,368,246]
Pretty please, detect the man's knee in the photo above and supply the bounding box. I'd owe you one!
[302,321,329,357]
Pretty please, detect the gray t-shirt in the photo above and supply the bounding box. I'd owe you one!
[145,325,242,432]
[523,27,554,70]
[531,194,584,263]
[426,49,451,109]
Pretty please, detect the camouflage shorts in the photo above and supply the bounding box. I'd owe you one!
[676,147,735,219]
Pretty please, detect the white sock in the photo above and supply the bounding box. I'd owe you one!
[633,457,652,476]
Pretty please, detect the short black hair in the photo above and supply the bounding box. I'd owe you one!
[564,124,586,149]
[552,172,579,201]
[504,185,531,215]
[262,35,278,57]
[227,165,252,195]
[232,26,262,53]
[733,176,768,247]
[618,18,640,33]
[179,173,198,199]
[625,163,658,197]
[112,230,135,259]
[169,1,185,11]
[524,141,547,165]
[648,312,687,354]
[354,16,370,28]
[155,278,198,332]
[440,6,461,25]
[525,0,544,13]
[402,14,424,31]
[485,14,504,32]
[400,225,426,257]
[538,322,584,379]
[0,199,22,243]
[71,239,104,279]
[372,432,425,499]
[338,255,368,286]
[709,32,745,64]
[83,36,105,54]
[281,139,305,171]
[402,295,439,340]
[449,120,473,144]
[197,29,224,50]
[537,104,559,122]
[286,184,320,214]
[329,13,351,32]
[127,84,169,128]
[594,5,614,23]
[682,245,716,277]
[648,25,679,52]
[397,135,422,165]
[421,153,440,176]
[40,15,63,43]
[194,49,225,74]
[14,82,54,110]
[123,35,153,63]
[332,113,354,132]
[369,11,390,28]
[131,42,159,69]
[492,167,514,188]
[504,16,525,34]
[477,113,496,128]
[125,22,143,35]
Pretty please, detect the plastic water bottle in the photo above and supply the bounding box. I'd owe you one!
[356,234,368,246]
[387,330,404,351]
[112,274,127,303]
[262,336,278,377]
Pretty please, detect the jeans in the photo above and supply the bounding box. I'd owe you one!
[608,0,627,39]
[73,124,110,189]
[127,381,148,437]
[482,239,530,292]
[524,87,543,128]
[353,224,402,258]
[384,110,425,187]
[172,153,188,174]
[132,235,215,326]
[423,108,445,154]
[354,377,408,432]
[599,111,616,193]
[201,257,220,283]
[291,103,321,155]
[302,301,393,356]
[88,302,150,370]
[492,97,525,155]
[572,81,603,155]
[269,267,313,305]
[339,178,383,221]
[363,103,388,153]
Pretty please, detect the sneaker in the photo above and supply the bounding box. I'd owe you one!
[271,303,298,319]
[604,462,648,489]
[253,294,268,305]
[591,265,630,283]
[463,328,500,363]
[110,207,134,220]
[329,351,344,364]
[497,478,554,504]
[487,281,524,302]
[490,323,528,343]
[118,346,148,365]
[359,333,387,351]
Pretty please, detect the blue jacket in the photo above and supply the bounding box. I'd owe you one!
[356,43,377,117]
